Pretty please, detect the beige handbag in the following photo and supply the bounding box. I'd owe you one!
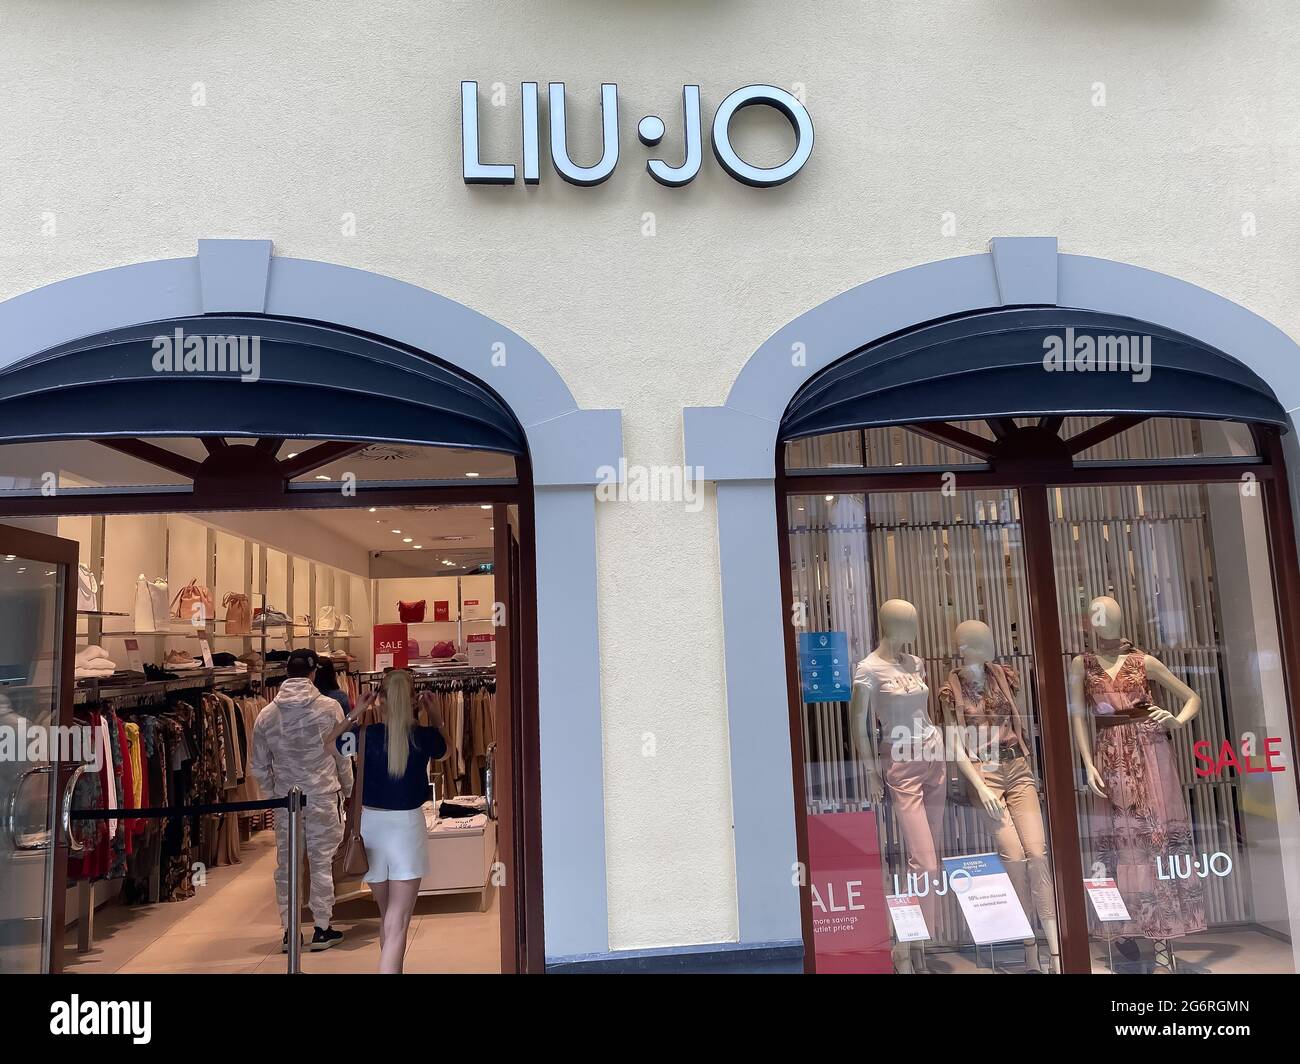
[223,592,251,636]
[335,725,369,879]
[172,579,215,626]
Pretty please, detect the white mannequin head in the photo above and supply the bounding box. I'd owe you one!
[877,599,918,651]
[954,619,995,667]
[1088,596,1123,641]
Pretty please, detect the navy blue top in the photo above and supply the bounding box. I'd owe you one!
[344,724,447,810]
[324,689,351,715]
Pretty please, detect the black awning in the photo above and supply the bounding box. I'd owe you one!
[780,307,1288,442]
[0,315,526,454]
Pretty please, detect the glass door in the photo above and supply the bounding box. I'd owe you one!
[788,488,1064,973]
[0,523,79,973]
[1048,480,1300,974]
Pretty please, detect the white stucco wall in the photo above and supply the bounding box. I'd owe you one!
[2,0,1298,952]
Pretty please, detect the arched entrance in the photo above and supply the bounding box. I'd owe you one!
[686,238,1300,974]
[0,241,622,972]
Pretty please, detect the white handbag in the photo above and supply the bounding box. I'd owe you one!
[134,574,170,633]
[77,565,99,613]
[336,614,353,635]
[316,605,339,632]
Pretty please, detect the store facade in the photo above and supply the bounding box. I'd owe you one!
[2,2,1300,975]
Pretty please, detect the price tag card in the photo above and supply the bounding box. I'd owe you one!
[124,639,144,674]
[886,895,930,942]
[375,652,394,670]
[199,639,214,668]
[942,853,1034,945]
[1084,878,1132,922]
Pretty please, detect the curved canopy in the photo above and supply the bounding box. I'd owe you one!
[0,315,526,454]
[779,307,1288,442]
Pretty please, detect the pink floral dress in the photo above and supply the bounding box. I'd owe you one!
[1083,651,1207,941]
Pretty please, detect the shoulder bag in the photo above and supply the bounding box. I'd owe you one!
[335,725,370,878]
[398,599,427,623]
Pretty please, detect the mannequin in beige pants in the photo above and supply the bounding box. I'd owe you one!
[941,620,1060,973]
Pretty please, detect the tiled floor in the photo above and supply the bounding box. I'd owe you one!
[62,832,501,975]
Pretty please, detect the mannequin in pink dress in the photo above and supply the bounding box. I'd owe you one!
[1068,596,1207,972]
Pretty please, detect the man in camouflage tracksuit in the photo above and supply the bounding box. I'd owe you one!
[250,649,353,951]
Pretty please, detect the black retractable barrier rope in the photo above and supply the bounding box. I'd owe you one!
[67,787,307,973]
[69,795,292,820]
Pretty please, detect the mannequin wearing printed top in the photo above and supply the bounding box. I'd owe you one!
[851,599,989,973]
[1068,596,1207,969]
[939,619,1059,974]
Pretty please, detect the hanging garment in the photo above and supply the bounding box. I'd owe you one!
[1082,651,1207,941]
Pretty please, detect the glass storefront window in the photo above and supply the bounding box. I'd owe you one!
[1052,481,1300,973]
[787,422,1300,975]
[791,488,1061,973]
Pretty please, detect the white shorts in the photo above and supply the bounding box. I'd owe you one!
[360,806,429,883]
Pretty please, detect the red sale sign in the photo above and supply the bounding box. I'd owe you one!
[373,624,409,669]
[806,812,892,973]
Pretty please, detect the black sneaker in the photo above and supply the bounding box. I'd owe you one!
[281,931,304,953]
[310,925,344,951]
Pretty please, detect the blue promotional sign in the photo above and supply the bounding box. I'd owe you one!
[798,631,851,703]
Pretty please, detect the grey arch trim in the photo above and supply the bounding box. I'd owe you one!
[0,240,622,961]
[684,237,1300,951]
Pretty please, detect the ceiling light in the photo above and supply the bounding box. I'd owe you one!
[314,474,330,480]
[391,529,402,534]
[368,507,377,513]
[824,495,834,503]
[286,452,298,459]
[16,568,25,573]
[465,472,480,478]
[403,538,413,543]
[413,545,423,550]
[480,504,491,510]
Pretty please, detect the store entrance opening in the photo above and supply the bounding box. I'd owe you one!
[0,432,541,975]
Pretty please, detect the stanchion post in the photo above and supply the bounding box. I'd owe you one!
[286,787,303,974]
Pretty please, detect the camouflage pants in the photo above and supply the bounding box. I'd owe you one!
[274,792,345,930]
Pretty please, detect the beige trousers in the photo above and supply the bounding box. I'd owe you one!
[978,755,1056,924]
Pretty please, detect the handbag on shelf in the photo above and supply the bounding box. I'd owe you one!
[223,592,251,636]
[336,614,353,635]
[316,605,339,632]
[398,600,426,623]
[172,579,215,626]
[407,639,422,659]
[335,725,370,879]
[77,564,100,612]
[430,640,456,660]
[134,574,170,633]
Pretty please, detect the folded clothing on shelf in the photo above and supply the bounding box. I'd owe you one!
[74,644,118,679]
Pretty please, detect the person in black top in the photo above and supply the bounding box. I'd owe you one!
[314,659,351,715]
[327,669,447,974]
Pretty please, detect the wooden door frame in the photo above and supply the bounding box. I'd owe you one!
[0,449,547,975]
[0,521,79,973]
[777,424,1300,974]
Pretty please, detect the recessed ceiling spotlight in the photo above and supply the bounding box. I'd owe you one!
[368,507,377,513]
[824,495,835,503]
[391,529,402,534]
[480,505,491,510]
[403,538,413,543]
[314,475,330,480]
[465,472,480,478]
[286,452,298,459]
[413,545,423,550]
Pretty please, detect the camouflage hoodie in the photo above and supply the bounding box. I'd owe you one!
[250,678,353,799]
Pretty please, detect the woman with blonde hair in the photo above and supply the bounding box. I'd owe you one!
[328,669,447,973]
